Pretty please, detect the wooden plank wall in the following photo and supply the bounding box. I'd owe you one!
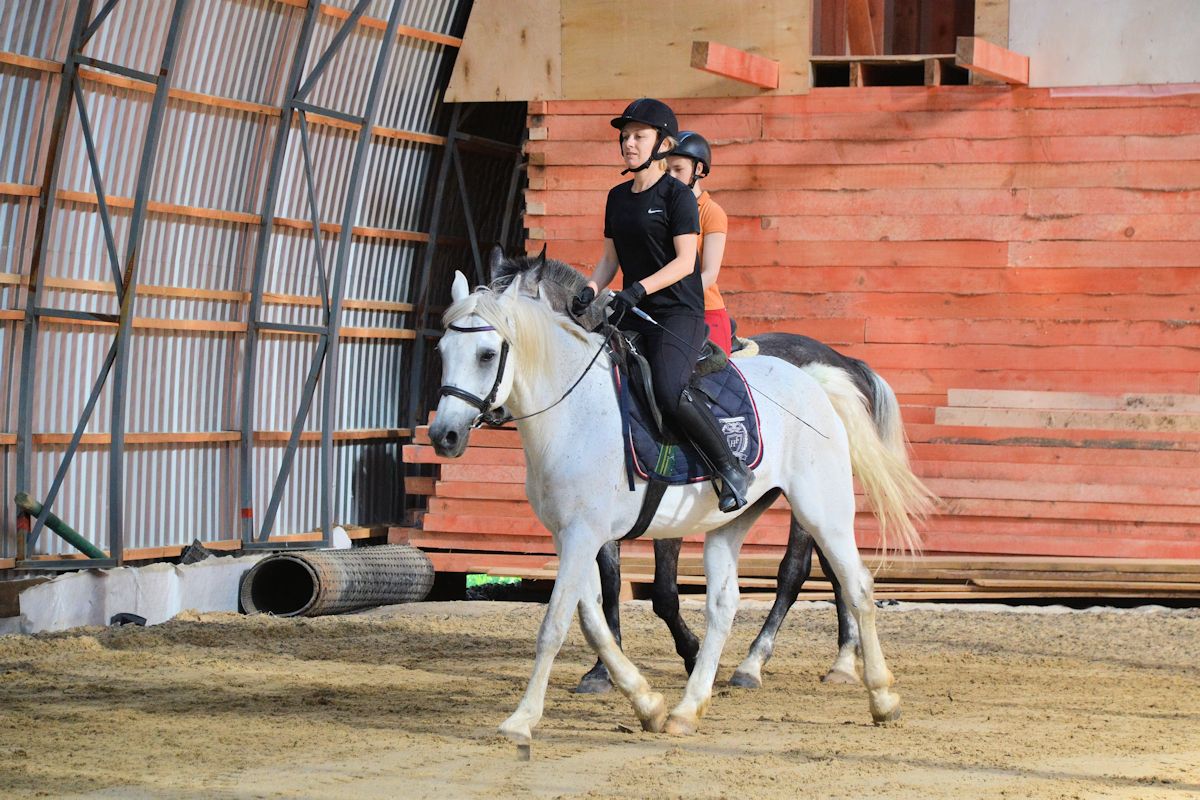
[408,85,1200,562]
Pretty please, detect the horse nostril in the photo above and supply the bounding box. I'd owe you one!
[444,430,459,448]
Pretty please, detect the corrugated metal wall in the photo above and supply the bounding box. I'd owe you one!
[0,0,516,562]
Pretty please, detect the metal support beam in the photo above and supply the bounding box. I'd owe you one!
[106,0,191,564]
[240,0,407,549]
[318,0,407,542]
[15,0,191,567]
[405,102,462,429]
[238,0,322,545]
[449,124,485,287]
[15,0,96,562]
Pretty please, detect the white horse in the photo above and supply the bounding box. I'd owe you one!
[429,269,929,745]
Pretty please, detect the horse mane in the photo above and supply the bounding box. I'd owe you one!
[490,254,588,316]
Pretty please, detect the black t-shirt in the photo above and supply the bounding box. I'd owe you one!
[604,175,703,316]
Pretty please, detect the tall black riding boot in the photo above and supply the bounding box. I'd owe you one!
[675,388,754,512]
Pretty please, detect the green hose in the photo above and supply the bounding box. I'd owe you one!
[14,493,107,559]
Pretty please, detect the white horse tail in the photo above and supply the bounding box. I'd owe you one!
[800,363,937,558]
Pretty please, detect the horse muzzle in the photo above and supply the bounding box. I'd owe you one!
[429,417,470,458]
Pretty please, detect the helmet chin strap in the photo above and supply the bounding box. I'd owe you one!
[620,130,668,175]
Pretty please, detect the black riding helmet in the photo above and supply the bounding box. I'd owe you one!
[610,98,679,175]
[672,130,712,187]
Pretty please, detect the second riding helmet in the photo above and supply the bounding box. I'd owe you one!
[673,131,712,180]
[610,98,679,174]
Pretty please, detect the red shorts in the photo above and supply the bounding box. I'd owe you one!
[704,309,732,355]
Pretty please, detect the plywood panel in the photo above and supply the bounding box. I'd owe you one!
[445,0,561,101]
[1010,0,1200,87]
[559,0,810,99]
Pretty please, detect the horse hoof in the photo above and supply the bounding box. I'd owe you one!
[638,692,668,733]
[573,676,614,695]
[821,668,860,686]
[870,691,902,724]
[498,716,532,745]
[729,670,762,689]
[663,713,698,736]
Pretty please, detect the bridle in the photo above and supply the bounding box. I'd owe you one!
[438,315,614,429]
[438,321,512,428]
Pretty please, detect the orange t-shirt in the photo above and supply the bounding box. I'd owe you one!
[697,191,728,311]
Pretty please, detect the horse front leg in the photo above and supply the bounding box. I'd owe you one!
[664,523,750,735]
[574,539,622,694]
[576,558,668,733]
[499,526,603,745]
[817,544,862,685]
[731,516,813,688]
[651,538,700,674]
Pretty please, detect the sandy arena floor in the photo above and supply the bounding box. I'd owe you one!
[0,598,1197,799]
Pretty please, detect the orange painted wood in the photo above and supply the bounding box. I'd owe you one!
[403,443,525,466]
[529,107,1200,148]
[865,318,1200,349]
[531,160,1200,192]
[536,89,1200,118]
[435,481,531,501]
[690,41,779,89]
[424,88,1200,564]
[720,267,1200,296]
[845,0,878,56]
[0,50,61,72]
[424,552,553,574]
[956,36,1029,85]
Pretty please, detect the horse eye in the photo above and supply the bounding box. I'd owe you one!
[480,350,496,363]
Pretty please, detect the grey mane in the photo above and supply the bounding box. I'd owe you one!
[488,249,609,328]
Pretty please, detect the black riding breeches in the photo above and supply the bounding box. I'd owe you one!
[622,312,707,417]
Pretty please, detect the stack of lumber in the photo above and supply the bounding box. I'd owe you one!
[403,84,1200,597]
[512,554,1200,601]
[401,419,1200,598]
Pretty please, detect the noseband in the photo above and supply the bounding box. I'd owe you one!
[439,322,511,428]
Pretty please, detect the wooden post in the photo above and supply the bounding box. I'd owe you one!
[691,41,780,89]
[955,36,1028,84]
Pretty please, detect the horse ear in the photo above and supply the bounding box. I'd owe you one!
[451,270,470,303]
[487,245,505,282]
[536,244,547,265]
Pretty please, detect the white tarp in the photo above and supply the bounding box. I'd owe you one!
[16,554,265,634]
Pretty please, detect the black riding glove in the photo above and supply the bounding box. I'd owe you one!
[570,285,596,317]
[606,282,647,326]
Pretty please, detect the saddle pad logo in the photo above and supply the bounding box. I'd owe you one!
[721,416,750,460]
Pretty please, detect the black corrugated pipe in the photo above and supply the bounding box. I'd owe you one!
[240,544,434,617]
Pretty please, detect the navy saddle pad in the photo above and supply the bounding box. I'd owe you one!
[614,360,763,485]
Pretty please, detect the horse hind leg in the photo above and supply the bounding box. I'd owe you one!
[807,513,901,723]
[651,538,701,674]
[817,544,862,685]
[574,540,622,694]
[731,512,811,689]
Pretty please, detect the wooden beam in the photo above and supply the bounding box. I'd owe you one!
[690,41,780,90]
[0,50,61,73]
[12,428,412,447]
[846,0,879,56]
[315,3,463,48]
[955,35,1028,85]
[0,181,40,198]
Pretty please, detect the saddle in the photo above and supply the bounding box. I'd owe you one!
[608,331,763,539]
[614,331,729,439]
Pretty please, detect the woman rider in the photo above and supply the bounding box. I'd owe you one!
[666,131,732,355]
[570,98,752,512]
